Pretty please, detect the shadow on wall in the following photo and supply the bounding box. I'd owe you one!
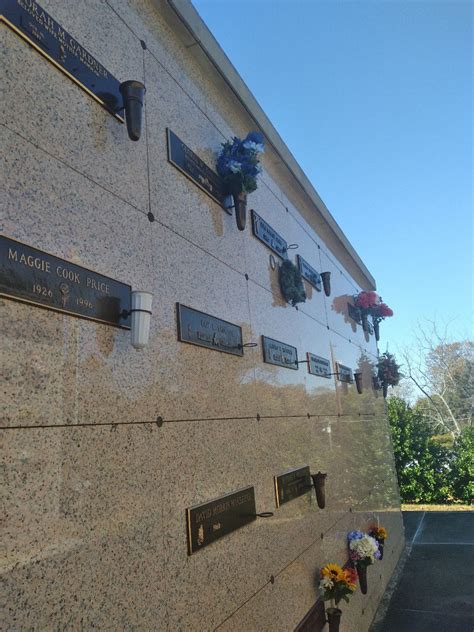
[332,294,371,342]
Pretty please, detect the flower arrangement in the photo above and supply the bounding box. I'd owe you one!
[354,291,379,311]
[348,531,381,566]
[319,563,358,632]
[347,530,381,594]
[369,526,388,560]
[278,259,306,306]
[216,132,264,231]
[216,131,264,193]
[369,526,388,543]
[354,291,393,339]
[377,352,402,397]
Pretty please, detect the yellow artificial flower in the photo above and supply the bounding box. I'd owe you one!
[321,563,344,580]
[377,527,388,539]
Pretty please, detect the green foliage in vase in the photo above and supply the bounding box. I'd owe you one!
[278,259,306,306]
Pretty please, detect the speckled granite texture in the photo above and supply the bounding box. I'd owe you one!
[1,1,404,630]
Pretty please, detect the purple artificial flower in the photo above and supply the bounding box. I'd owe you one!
[348,530,364,541]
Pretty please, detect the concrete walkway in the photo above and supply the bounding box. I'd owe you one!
[377,511,474,632]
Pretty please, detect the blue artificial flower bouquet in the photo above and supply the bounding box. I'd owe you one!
[216,131,265,194]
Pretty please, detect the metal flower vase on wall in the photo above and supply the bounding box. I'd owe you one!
[356,564,368,594]
[321,271,331,297]
[373,320,380,341]
[354,372,363,394]
[231,188,247,231]
[326,607,342,632]
[311,471,327,508]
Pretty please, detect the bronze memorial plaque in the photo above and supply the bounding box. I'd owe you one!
[297,255,322,291]
[167,129,229,212]
[336,363,353,383]
[186,486,256,555]
[177,304,244,356]
[1,0,123,120]
[347,303,362,324]
[262,335,298,369]
[274,466,312,508]
[251,210,289,259]
[307,353,331,378]
[0,235,131,328]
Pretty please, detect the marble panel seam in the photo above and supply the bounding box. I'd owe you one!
[287,208,360,291]
[1,123,148,217]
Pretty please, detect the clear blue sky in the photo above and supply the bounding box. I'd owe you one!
[192,0,473,351]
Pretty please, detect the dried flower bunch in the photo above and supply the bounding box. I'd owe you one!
[377,352,402,387]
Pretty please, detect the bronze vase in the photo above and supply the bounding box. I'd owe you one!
[327,607,342,632]
[357,564,368,594]
[232,190,247,231]
[311,471,327,509]
[321,271,331,297]
[378,542,384,560]
[373,320,380,341]
[382,382,389,398]
[354,372,363,394]
[361,311,369,332]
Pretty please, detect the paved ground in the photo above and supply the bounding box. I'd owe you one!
[378,511,474,632]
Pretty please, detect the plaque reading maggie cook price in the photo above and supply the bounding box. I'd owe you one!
[262,335,298,369]
[0,236,131,328]
[186,487,256,555]
[167,129,229,211]
[177,304,243,356]
[1,0,123,120]
[307,353,331,378]
[274,466,311,508]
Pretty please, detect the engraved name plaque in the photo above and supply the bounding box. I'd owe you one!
[307,353,331,378]
[262,335,298,369]
[251,211,288,259]
[1,0,123,120]
[167,129,229,211]
[0,235,131,328]
[274,466,311,508]
[186,486,256,555]
[297,255,322,291]
[177,304,243,356]
[336,363,353,383]
[347,303,362,324]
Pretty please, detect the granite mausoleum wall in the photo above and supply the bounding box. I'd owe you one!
[1,1,405,630]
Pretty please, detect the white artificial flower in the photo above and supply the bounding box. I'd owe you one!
[243,140,264,153]
[228,160,242,173]
[350,534,379,563]
[319,577,334,590]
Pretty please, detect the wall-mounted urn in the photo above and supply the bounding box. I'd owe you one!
[311,471,327,508]
[354,372,363,394]
[327,607,342,632]
[321,271,331,297]
[120,80,146,141]
[232,189,247,231]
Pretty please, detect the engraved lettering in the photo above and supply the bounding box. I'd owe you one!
[56,266,80,283]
